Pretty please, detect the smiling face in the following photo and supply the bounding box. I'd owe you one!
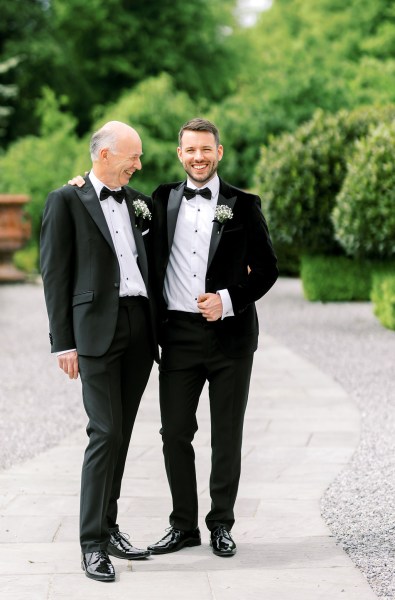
[177,130,223,187]
[98,128,143,188]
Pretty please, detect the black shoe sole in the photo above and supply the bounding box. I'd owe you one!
[148,538,201,554]
[107,547,151,560]
[211,548,236,557]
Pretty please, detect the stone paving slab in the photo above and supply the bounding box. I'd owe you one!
[0,295,378,599]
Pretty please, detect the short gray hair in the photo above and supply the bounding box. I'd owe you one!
[90,126,118,161]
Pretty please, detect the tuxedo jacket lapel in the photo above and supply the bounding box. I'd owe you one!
[76,179,116,255]
[207,190,237,271]
[125,189,149,287]
[167,184,184,251]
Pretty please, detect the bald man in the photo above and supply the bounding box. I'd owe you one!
[40,121,157,582]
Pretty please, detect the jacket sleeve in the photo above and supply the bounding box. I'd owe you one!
[40,189,76,352]
[227,194,278,314]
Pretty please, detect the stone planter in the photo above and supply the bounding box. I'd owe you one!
[0,194,31,282]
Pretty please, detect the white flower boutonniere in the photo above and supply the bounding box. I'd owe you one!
[133,199,152,228]
[213,204,233,233]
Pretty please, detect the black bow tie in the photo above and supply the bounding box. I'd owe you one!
[183,186,212,201]
[100,186,125,203]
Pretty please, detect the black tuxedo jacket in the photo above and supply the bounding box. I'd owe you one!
[151,178,278,358]
[40,176,158,359]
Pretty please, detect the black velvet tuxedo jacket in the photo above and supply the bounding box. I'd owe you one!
[151,178,278,358]
[40,176,157,359]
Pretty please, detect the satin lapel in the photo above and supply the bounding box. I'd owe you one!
[125,190,149,286]
[76,180,116,254]
[167,185,184,252]
[207,192,237,271]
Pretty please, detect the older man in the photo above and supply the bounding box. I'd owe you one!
[40,121,157,582]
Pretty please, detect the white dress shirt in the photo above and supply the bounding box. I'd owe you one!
[164,174,234,319]
[89,170,147,299]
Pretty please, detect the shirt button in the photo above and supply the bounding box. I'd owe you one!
[193,274,196,277]
[195,229,198,233]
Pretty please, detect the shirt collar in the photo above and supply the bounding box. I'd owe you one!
[89,170,122,199]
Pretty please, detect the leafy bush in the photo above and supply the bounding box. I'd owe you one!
[0,89,81,246]
[300,254,395,302]
[333,121,395,259]
[371,273,395,330]
[255,106,395,265]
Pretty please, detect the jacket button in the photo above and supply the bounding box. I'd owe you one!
[114,282,120,288]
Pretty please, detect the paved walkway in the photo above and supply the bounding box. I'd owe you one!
[0,290,377,599]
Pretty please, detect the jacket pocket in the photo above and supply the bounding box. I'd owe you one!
[72,291,94,306]
[222,224,243,234]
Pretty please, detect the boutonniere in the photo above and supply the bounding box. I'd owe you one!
[133,199,152,229]
[213,204,233,233]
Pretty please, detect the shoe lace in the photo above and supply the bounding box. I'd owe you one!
[112,530,130,542]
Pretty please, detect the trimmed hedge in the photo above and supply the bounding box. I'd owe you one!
[371,274,395,331]
[255,106,395,268]
[300,254,395,302]
[333,121,395,259]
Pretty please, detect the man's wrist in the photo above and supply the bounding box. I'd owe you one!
[217,289,234,320]
[57,348,76,356]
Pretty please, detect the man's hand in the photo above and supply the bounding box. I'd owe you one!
[68,175,86,187]
[57,350,79,379]
[197,293,223,322]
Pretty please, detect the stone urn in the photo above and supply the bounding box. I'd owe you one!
[0,194,31,282]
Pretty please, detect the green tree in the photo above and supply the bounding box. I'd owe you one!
[0,89,80,242]
[213,0,395,188]
[2,0,237,143]
[0,0,54,142]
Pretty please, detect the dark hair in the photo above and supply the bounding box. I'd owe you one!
[178,118,220,147]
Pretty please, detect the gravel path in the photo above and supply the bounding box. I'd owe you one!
[0,280,84,470]
[1,277,395,597]
[258,277,395,600]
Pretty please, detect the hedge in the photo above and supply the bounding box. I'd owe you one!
[255,106,395,268]
[333,121,395,259]
[371,274,395,331]
[300,254,395,302]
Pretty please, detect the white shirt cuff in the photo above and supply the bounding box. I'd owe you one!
[56,349,76,356]
[217,289,234,320]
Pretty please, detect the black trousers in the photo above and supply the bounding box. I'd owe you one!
[78,297,153,552]
[159,312,253,532]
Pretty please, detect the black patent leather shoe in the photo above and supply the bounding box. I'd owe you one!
[210,525,236,557]
[81,551,115,582]
[147,527,201,554]
[108,530,150,560]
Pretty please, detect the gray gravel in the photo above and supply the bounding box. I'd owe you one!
[0,280,84,470]
[258,277,395,600]
[1,277,395,597]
